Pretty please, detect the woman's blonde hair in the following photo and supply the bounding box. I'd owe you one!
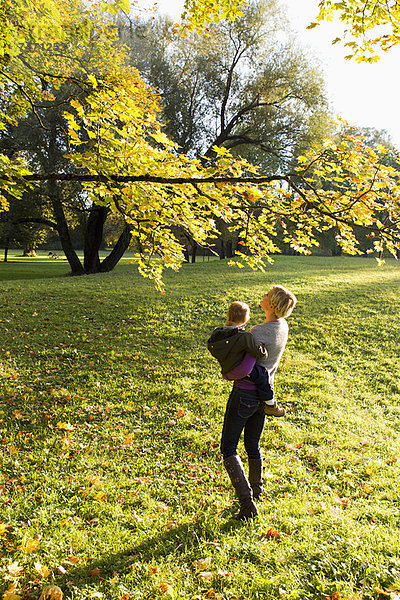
[226,301,250,326]
[268,285,297,318]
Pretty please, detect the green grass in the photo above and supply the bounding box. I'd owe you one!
[1,255,400,600]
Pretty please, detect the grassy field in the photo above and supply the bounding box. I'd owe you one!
[1,254,400,600]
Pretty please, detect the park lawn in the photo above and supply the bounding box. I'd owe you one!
[1,255,400,600]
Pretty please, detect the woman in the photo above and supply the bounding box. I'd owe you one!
[220,285,297,520]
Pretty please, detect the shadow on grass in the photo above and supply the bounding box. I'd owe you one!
[0,259,69,281]
[56,514,263,591]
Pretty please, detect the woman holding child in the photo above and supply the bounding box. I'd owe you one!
[208,285,297,520]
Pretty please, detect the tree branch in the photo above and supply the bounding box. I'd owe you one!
[0,216,58,229]
[0,172,291,185]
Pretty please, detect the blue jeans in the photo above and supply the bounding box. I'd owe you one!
[220,387,266,460]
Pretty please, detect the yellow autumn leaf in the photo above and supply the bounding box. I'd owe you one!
[7,562,23,577]
[64,555,80,566]
[88,475,102,488]
[19,533,40,553]
[3,584,22,600]
[197,571,214,580]
[93,491,106,501]
[193,556,212,571]
[158,582,173,596]
[39,586,63,600]
[57,422,74,431]
[34,561,51,578]
[0,522,9,536]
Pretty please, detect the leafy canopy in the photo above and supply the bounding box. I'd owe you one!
[312,0,400,61]
[179,0,248,33]
[1,0,400,289]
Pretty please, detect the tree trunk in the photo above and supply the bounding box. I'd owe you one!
[216,238,226,259]
[226,240,234,258]
[100,223,132,272]
[191,242,198,263]
[4,246,8,263]
[49,182,84,275]
[83,204,109,273]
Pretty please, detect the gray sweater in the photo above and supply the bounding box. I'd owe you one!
[250,319,288,385]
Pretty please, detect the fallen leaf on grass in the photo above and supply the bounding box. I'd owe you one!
[206,590,223,600]
[216,569,230,578]
[156,502,169,512]
[61,437,73,449]
[133,477,151,485]
[159,582,173,595]
[87,475,102,488]
[2,584,22,600]
[0,522,9,536]
[34,561,51,578]
[57,422,74,431]
[374,588,399,598]
[39,586,63,600]
[19,534,40,553]
[197,572,213,580]
[88,568,101,578]
[7,562,23,577]
[285,442,303,451]
[63,556,80,566]
[261,527,281,541]
[93,491,107,502]
[193,557,212,571]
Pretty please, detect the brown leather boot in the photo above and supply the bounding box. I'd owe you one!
[248,458,263,501]
[264,402,286,417]
[223,455,258,520]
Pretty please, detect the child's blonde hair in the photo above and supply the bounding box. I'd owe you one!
[226,301,250,326]
[268,285,297,318]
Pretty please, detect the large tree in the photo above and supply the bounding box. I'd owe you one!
[124,1,329,172]
[122,1,331,260]
[2,0,400,289]
[0,88,135,274]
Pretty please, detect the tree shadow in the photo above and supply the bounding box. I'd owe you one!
[55,514,261,590]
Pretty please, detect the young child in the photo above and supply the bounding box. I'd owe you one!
[207,301,275,408]
[225,286,297,416]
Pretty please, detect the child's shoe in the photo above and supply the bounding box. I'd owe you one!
[264,402,286,417]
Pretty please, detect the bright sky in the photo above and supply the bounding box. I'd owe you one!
[146,0,400,149]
